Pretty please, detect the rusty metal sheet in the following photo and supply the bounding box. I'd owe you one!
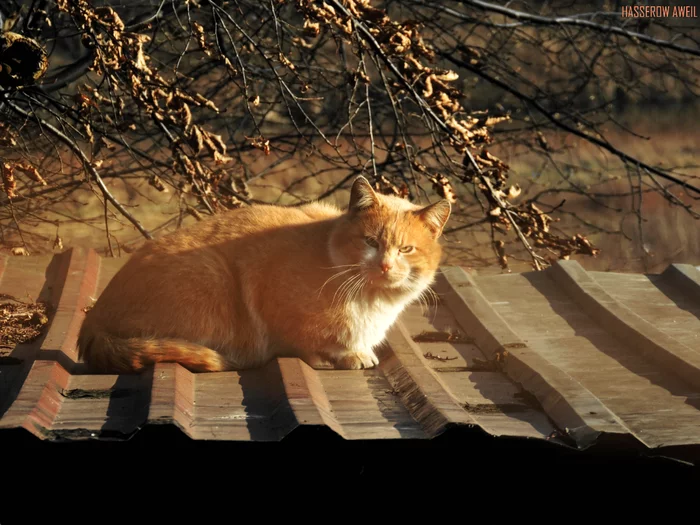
[1,248,699,456]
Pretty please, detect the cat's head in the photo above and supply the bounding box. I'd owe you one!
[330,176,451,293]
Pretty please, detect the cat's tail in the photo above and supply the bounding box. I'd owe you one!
[78,330,230,373]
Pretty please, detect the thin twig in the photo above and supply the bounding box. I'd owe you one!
[7,100,154,240]
[439,50,700,197]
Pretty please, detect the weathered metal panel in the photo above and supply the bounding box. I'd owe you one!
[469,264,700,448]
[436,267,625,447]
[1,249,699,455]
[550,261,700,391]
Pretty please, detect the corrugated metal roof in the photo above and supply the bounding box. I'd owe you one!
[1,248,699,454]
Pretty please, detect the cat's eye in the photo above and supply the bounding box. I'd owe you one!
[399,245,415,254]
[365,236,379,248]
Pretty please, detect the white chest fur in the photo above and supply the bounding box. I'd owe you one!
[341,284,426,351]
[342,299,404,351]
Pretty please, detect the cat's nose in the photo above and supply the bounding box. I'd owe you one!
[381,262,393,273]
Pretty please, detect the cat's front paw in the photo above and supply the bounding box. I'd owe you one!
[334,350,379,370]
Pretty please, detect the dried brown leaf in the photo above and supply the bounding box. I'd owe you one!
[1,162,17,199]
[100,136,116,151]
[303,19,320,37]
[194,93,219,112]
[149,175,168,192]
[16,163,47,186]
[248,136,271,155]
[423,351,458,362]
[506,185,521,200]
[279,52,296,71]
[205,131,227,156]
[190,126,204,154]
[428,174,457,204]
[413,330,472,343]
[494,239,508,270]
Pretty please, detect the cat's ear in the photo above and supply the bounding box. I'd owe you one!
[416,199,451,238]
[348,176,378,213]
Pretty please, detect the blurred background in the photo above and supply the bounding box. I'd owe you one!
[0,0,698,274]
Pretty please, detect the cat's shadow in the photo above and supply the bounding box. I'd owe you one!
[238,363,293,441]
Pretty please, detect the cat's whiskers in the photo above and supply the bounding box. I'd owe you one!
[415,289,428,315]
[346,275,367,305]
[332,273,363,307]
[426,286,440,306]
[422,290,435,316]
[317,267,356,298]
[428,288,441,323]
[414,285,431,315]
[421,287,440,323]
[331,275,354,306]
[404,275,439,322]
[334,270,370,308]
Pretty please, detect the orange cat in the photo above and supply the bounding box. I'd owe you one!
[78,176,451,372]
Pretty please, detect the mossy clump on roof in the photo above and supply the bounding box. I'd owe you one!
[0,293,49,347]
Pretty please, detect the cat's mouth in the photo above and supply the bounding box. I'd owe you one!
[365,268,409,289]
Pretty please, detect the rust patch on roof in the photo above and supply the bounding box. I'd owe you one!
[0,248,699,458]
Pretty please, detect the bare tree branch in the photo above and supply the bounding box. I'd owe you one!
[418,0,700,58]
[6,100,154,240]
